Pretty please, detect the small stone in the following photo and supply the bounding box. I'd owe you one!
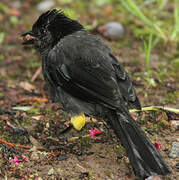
[37,0,55,12]
[145,175,162,180]
[98,22,125,40]
[169,142,179,159]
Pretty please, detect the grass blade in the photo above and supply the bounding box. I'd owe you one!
[119,0,167,40]
[171,0,179,40]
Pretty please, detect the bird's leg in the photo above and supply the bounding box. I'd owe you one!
[71,112,86,131]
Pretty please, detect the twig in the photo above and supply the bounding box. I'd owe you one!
[46,152,61,162]
[0,139,46,151]
[31,66,42,82]
[129,106,179,114]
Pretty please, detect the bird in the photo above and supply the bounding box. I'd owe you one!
[21,9,171,179]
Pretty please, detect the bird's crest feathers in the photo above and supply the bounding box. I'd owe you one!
[33,9,66,30]
[32,9,83,44]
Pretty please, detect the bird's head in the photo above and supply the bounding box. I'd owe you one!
[21,9,83,52]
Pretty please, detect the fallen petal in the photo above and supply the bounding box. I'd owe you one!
[155,142,162,150]
[89,129,102,137]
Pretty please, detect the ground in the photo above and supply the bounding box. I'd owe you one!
[0,0,178,180]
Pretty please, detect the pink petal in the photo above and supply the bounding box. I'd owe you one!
[16,157,23,162]
[154,142,162,150]
[9,156,24,166]
[14,156,19,161]
[89,129,102,137]
[14,162,19,167]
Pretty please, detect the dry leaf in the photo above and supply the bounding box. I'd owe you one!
[19,81,36,92]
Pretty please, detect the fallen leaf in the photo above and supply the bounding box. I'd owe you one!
[19,81,36,92]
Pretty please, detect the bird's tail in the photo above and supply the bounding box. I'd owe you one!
[108,108,171,179]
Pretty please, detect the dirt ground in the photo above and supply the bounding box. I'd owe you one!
[0,0,178,180]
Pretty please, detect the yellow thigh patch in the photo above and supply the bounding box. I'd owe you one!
[71,113,86,131]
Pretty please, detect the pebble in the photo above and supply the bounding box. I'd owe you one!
[169,142,179,159]
[37,0,55,11]
[98,22,125,40]
[145,175,162,180]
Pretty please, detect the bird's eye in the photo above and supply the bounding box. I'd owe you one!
[41,28,46,34]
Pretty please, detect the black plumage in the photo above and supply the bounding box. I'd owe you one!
[22,9,171,179]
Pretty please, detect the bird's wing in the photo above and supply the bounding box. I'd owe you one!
[45,46,124,109]
[44,40,140,109]
[109,54,141,110]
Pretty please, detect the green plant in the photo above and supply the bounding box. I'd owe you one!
[143,31,158,87]
[119,0,166,40]
[143,31,153,71]
[171,0,179,41]
[119,0,179,42]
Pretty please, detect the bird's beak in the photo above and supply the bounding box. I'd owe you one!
[21,31,38,45]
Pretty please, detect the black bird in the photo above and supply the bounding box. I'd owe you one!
[21,9,171,179]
